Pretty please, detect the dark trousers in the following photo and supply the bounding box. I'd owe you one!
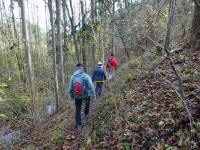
[95,82,103,96]
[75,97,90,127]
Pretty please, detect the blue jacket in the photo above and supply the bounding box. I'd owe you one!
[68,69,96,99]
[92,66,106,82]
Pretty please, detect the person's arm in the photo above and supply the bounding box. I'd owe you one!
[68,76,74,98]
[86,74,96,97]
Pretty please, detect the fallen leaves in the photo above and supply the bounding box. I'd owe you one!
[12,49,200,149]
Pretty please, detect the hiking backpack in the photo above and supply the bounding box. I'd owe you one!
[73,75,85,98]
[107,56,118,69]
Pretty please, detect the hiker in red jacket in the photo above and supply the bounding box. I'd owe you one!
[106,53,118,81]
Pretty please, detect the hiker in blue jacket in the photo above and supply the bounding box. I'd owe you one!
[68,63,96,129]
[92,62,106,96]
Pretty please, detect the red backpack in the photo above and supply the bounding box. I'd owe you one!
[73,75,84,98]
[108,56,118,70]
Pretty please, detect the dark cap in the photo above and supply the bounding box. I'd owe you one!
[77,63,83,67]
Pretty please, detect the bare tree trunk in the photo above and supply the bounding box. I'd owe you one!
[91,0,96,67]
[111,0,115,54]
[67,0,80,63]
[19,0,38,127]
[124,0,129,8]
[62,0,68,61]
[48,0,59,112]
[100,18,107,65]
[164,0,193,133]
[94,0,98,20]
[56,0,64,96]
[117,27,130,60]
[10,0,25,84]
[80,0,86,68]
[191,0,200,48]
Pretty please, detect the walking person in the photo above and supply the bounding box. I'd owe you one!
[92,62,106,97]
[68,63,96,129]
[106,53,118,81]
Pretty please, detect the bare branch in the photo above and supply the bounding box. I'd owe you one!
[162,0,194,133]
[158,73,194,133]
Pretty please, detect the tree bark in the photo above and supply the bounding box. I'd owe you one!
[191,0,200,48]
[48,0,59,112]
[124,0,129,8]
[67,0,80,63]
[111,0,115,54]
[10,0,25,84]
[56,0,65,95]
[117,27,130,60]
[19,0,38,127]
[91,0,96,68]
[62,0,68,60]
[80,0,86,68]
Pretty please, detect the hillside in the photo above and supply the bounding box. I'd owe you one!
[12,48,200,150]
[0,0,200,149]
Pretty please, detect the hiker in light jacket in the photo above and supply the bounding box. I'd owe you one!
[92,62,106,96]
[68,63,96,129]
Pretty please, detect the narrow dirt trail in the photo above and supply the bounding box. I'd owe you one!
[62,83,111,150]
[12,79,117,149]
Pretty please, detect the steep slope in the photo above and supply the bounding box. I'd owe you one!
[13,49,200,150]
[82,49,200,149]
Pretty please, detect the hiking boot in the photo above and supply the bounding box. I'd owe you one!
[75,125,82,135]
[75,124,82,129]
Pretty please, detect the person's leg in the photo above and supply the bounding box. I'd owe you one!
[98,83,103,96]
[112,70,115,80]
[75,99,83,128]
[96,83,100,96]
[84,97,91,117]
[108,71,113,81]
[95,82,98,95]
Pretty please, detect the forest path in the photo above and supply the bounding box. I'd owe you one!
[12,79,117,149]
[62,81,114,150]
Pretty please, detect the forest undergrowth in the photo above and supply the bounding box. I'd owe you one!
[12,45,200,150]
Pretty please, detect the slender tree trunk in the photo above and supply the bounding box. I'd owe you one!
[62,0,69,83]
[62,0,68,61]
[100,18,107,65]
[164,0,194,132]
[124,0,129,8]
[10,0,25,84]
[117,27,130,60]
[19,0,38,127]
[191,0,200,48]
[48,0,59,112]
[68,0,80,63]
[80,0,86,67]
[56,0,65,96]
[91,0,96,67]
[111,0,115,54]
[94,0,98,21]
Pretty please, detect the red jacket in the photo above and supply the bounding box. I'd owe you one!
[106,56,118,71]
